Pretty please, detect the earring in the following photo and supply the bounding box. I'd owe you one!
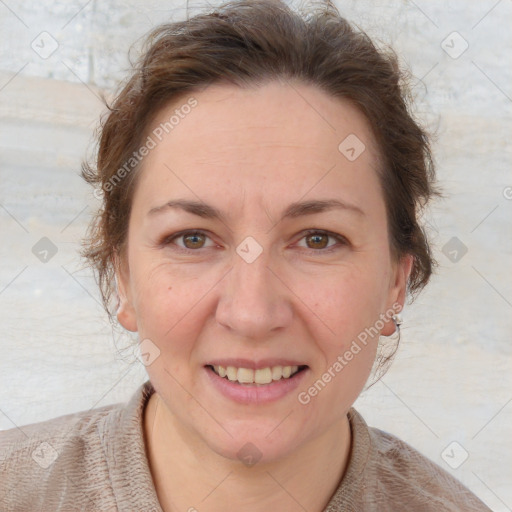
[392,314,403,334]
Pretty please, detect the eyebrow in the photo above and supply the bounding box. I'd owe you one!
[147,198,365,222]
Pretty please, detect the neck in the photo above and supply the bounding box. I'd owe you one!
[143,392,352,512]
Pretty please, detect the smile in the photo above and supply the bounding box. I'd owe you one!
[207,364,307,385]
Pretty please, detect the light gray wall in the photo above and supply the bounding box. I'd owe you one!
[1,1,511,509]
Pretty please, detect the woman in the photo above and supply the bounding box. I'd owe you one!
[0,1,492,510]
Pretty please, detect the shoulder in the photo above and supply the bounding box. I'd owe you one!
[0,381,158,511]
[366,421,492,511]
[327,408,492,512]
[0,400,122,509]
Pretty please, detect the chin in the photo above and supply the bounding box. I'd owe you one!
[196,412,317,468]
[205,432,300,468]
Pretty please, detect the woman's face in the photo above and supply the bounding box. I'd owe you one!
[117,81,411,463]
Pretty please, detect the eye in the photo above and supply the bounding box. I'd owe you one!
[296,230,348,252]
[164,230,215,251]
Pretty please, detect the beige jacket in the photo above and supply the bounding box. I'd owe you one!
[0,381,491,511]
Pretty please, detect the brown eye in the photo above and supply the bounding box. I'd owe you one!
[163,230,215,251]
[296,230,348,253]
[181,232,206,249]
[305,232,329,249]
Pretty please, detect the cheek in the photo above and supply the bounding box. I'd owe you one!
[305,264,389,345]
[130,259,214,343]
[299,272,382,413]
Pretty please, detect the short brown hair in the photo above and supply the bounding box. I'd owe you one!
[81,0,438,320]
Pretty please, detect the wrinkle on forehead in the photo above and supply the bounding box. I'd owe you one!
[133,81,385,232]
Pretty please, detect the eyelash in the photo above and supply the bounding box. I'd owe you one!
[161,229,349,255]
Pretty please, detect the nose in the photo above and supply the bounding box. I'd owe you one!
[215,248,293,340]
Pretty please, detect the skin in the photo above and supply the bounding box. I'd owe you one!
[116,80,413,512]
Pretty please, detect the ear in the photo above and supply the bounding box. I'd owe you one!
[114,251,138,332]
[380,254,414,336]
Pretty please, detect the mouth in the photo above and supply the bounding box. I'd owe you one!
[205,364,308,386]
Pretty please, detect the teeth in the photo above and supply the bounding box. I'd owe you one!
[212,364,300,384]
[254,367,272,384]
[272,366,282,380]
[237,367,254,384]
[226,366,237,381]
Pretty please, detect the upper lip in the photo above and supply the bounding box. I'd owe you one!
[205,358,308,370]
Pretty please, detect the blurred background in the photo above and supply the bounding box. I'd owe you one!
[0,0,511,509]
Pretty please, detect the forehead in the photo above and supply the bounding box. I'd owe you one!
[133,81,383,216]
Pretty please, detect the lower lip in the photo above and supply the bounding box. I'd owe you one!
[204,366,309,404]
